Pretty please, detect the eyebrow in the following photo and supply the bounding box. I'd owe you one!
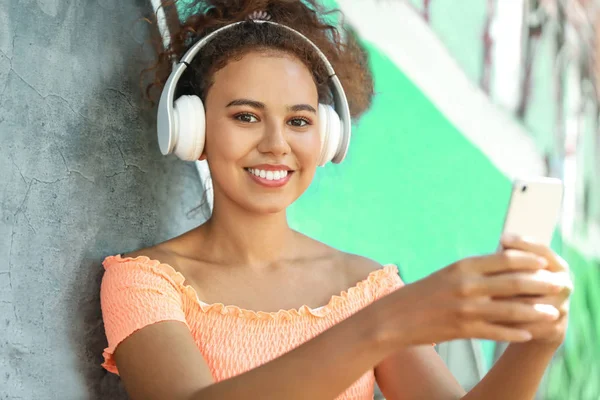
[288,104,317,113]
[226,98,316,113]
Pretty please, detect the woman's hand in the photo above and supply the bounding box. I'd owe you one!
[372,241,571,349]
[499,235,573,347]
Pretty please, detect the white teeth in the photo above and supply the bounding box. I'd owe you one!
[248,168,289,181]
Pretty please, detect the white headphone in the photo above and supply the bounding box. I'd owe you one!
[157,19,352,166]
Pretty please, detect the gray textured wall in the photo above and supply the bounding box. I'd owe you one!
[0,1,206,398]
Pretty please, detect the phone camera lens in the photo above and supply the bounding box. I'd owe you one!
[521,185,528,193]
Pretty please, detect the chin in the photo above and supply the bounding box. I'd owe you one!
[241,199,293,215]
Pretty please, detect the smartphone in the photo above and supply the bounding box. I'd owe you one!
[500,177,564,247]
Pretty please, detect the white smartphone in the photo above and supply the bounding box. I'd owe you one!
[500,177,564,247]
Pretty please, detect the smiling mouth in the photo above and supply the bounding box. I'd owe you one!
[244,167,294,181]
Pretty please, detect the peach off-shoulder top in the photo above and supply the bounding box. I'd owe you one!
[100,254,404,400]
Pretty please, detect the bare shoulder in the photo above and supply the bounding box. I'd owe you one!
[293,231,384,280]
[121,242,179,267]
[290,232,379,291]
[340,252,385,281]
[120,227,208,265]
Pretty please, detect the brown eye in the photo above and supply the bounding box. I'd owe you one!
[235,113,259,123]
[288,117,311,127]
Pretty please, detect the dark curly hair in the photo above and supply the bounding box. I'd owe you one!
[143,0,374,120]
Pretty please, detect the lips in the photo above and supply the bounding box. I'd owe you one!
[246,164,293,171]
[244,167,293,188]
[246,168,289,181]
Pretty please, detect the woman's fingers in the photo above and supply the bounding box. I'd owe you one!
[462,250,548,275]
[470,299,560,323]
[500,235,570,273]
[476,270,565,297]
[512,294,570,316]
[510,314,569,343]
[470,321,533,342]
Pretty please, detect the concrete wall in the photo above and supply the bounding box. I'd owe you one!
[0,1,206,398]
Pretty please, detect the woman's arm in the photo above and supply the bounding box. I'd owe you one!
[375,345,466,400]
[115,303,390,400]
[375,341,558,400]
[377,236,571,400]
[462,341,558,400]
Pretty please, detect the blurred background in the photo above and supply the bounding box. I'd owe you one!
[0,0,598,399]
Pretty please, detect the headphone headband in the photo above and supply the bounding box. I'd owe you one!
[157,19,351,163]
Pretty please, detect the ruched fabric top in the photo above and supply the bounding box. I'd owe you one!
[100,254,404,400]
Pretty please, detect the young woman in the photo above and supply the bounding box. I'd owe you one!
[100,1,572,399]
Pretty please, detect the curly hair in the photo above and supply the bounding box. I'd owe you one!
[144,0,374,120]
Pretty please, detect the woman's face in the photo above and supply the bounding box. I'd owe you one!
[203,51,322,214]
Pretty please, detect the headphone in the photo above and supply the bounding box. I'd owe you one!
[157,19,352,166]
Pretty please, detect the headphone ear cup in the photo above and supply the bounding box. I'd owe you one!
[317,103,342,166]
[172,95,206,161]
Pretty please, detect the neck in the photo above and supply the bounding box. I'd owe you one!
[198,194,295,267]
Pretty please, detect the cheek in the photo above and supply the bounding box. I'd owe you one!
[205,118,249,161]
[293,130,322,166]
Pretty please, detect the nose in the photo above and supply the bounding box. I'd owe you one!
[256,120,291,156]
